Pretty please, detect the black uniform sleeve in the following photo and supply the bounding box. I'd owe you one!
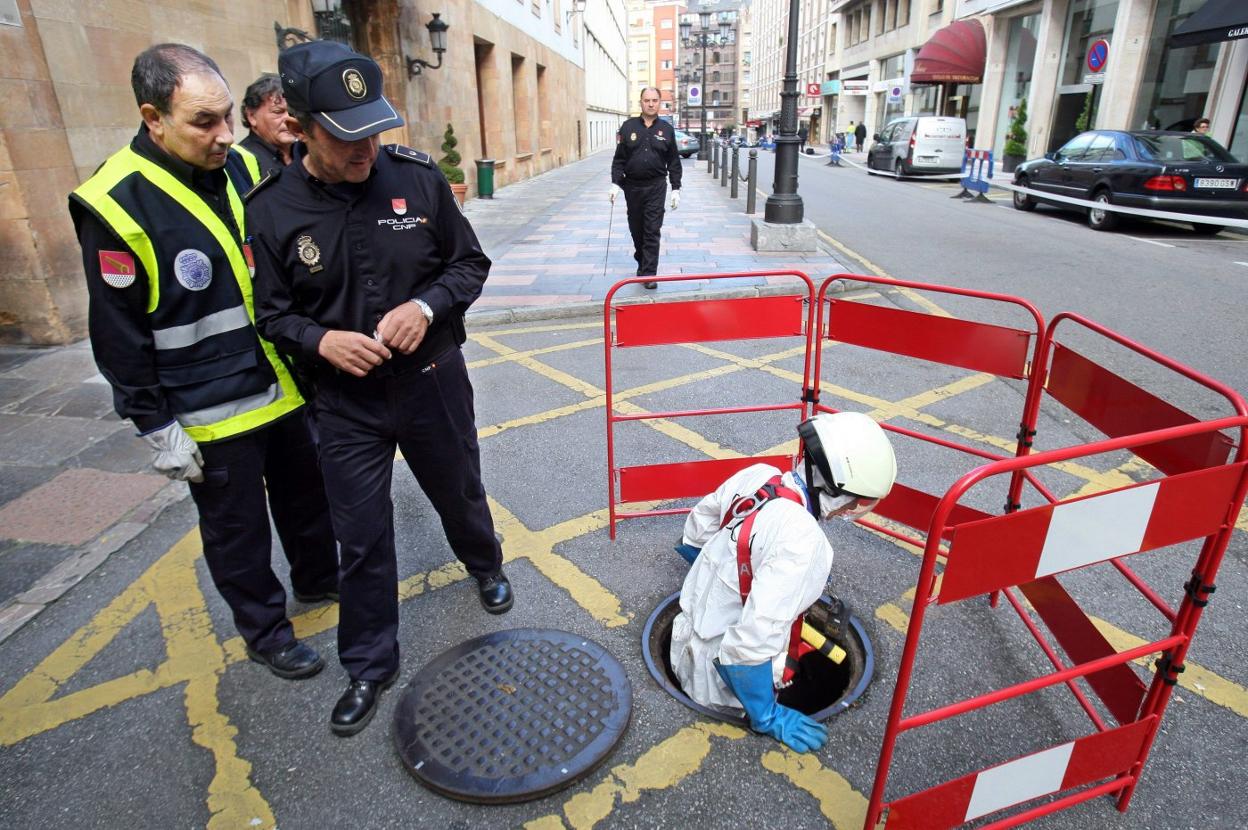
[667,129,682,190]
[611,126,627,186]
[72,208,171,434]
[250,209,329,361]
[419,171,492,321]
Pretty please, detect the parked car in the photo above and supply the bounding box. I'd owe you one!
[1011,130,1247,234]
[674,130,700,158]
[867,116,967,178]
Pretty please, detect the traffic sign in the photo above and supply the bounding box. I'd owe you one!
[687,84,701,106]
[806,82,821,97]
[1086,39,1109,73]
[888,84,903,103]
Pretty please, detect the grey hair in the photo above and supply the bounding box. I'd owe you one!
[639,86,661,101]
[131,43,224,114]
[242,73,284,130]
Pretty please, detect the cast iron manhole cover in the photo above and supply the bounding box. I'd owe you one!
[393,628,632,803]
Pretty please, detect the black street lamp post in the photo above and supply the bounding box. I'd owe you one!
[763,0,803,224]
[680,11,730,161]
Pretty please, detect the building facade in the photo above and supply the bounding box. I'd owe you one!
[0,0,587,344]
[626,0,685,117]
[678,1,743,137]
[583,0,632,153]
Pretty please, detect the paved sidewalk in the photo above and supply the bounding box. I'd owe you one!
[463,148,845,321]
[0,149,845,642]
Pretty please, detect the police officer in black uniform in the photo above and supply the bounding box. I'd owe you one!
[611,86,682,289]
[68,44,337,683]
[250,41,510,737]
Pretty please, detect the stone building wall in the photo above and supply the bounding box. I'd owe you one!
[0,0,315,345]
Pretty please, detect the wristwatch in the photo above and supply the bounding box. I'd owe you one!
[410,298,434,324]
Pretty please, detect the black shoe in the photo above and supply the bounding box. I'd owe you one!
[330,673,397,737]
[246,641,324,680]
[477,572,513,615]
[643,281,658,289]
[292,584,339,603]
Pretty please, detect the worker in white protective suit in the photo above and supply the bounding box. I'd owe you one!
[670,412,897,752]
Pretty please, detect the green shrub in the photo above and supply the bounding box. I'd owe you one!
[438,123,464,184]
[1004,100,1028,157]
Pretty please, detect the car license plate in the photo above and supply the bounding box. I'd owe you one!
[918,156,936,163]
[1194,178,1238,189]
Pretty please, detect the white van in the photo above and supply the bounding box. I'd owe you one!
[866,116,967,178]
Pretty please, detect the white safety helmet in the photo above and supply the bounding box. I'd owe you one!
[797,412,897,517]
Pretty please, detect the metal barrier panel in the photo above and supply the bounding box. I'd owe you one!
[1045,342,1234,475]
[614,295,805,348]
[939,460,1246,604]
[604,273,816,537]
[826,298,1032,379]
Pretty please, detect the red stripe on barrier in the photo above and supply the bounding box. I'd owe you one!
[1018,576,1146,726]
[826,299,1032,378]
[1141,461,1247,549]
[940,461,1243,604]
[883,719,1154,830]
[614,295,806,348]
[939,507,1052,604]
[1046,343,1233,475]
[874,482,993,539]
[617,455,793,502]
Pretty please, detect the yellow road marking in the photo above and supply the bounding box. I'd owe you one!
[761,749,870,829]
[0,531,274,828]
[469,319,601,338]
[816,229,952,318]
[467,336,602,370]
[526,721,746,830]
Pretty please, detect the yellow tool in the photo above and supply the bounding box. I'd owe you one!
[801,622,846,664]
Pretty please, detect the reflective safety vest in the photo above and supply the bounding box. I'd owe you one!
[227,144,262,191]
[70,145,304,443]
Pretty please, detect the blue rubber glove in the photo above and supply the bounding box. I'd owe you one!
[674,542,702,564]
[716,661,828,753]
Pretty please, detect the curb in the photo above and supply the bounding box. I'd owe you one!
[466,276,869,328]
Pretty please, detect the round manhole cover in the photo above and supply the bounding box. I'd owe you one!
[393,628,632,803]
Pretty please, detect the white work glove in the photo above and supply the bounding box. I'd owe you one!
[140,421,205,483]
[609,184,622,204]
[669,190,680,210]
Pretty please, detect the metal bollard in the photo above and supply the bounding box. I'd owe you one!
[707,141,714,174]
[712,142,720,178]
[720,145,729,187]
[745,149,757,215]
[730,145,739,199]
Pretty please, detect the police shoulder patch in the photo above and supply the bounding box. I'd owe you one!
[385,145,434,167]
[243,169,281,204]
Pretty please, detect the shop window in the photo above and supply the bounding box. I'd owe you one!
[1129,0,1220,131]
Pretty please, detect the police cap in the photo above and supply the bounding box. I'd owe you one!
[278,40,404,141]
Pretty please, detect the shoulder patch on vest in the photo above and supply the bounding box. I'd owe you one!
[385,144,434,167]
[243,169,281,203]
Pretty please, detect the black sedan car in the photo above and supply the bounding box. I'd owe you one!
[1011,130,1247,234]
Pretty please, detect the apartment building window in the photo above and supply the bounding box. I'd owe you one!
[713,51,721,63]
[661,18,672,28]
[877,2,886,35]
[662,60,672,69]
[829,23,837,51]
[898,0,910,27]
[885,0,896,30]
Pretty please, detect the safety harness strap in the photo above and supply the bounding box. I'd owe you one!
[732,476,811,686]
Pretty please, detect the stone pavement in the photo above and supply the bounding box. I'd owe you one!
[0,149,845,642]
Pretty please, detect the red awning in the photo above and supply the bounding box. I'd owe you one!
[911,18,987,84]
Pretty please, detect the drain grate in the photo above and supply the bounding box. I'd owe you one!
[393,628,631,803]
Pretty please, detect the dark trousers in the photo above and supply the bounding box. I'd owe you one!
[312,346,502,682]
[189,411,338,653]
[624,178,667,277]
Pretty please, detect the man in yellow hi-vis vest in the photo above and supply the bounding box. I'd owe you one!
[68,43,338,681]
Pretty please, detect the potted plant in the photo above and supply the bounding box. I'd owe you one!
[438,123,468,205]
[1002,100,1028,173]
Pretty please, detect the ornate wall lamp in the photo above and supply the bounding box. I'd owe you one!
[407,13,449,77]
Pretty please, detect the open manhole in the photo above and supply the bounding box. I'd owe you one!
[642,591,874,724]
[393,628,631,804]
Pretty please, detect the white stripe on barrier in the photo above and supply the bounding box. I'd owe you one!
[1036,482,1159,577]
[964,741,1074,821]
[992,181,1248,229]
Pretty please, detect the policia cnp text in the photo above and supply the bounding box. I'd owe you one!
[610,87,682,289]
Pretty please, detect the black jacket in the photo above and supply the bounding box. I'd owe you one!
[611,117,682,189]
[249,143,491,376]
